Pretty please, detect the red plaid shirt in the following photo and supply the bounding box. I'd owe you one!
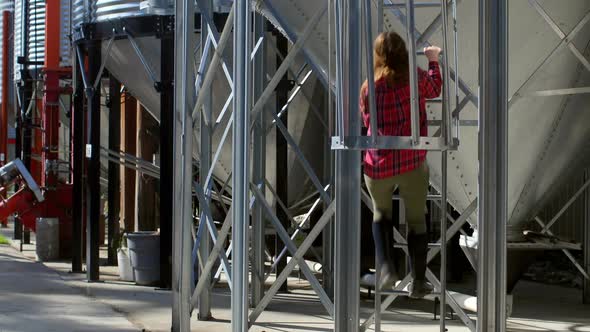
[361,61,442,179]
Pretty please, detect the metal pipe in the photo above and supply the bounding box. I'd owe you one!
[232,0,251,329]
[377,0,384,33]
[71,46,84,273]
[251,11,267,307]
[477,0,508,330]
[334,0,362,330]
[440,0,453,145]
[362,0,378,143]
[197,0,213,319]
[452,0,461,140]
[274,31,290,293]
[172,0,196,328]
[85,41,101,282]
[405,0,421,146]
[159,33,174,289]
[385,2,441,8]
[440,152,448,332]
[107,75,121,266]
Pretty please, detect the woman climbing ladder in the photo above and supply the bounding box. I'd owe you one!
[360,31,442,299]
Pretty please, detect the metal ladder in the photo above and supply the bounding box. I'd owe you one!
[332,0,466,331]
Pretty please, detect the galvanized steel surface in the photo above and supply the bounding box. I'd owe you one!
[256,0,590,237]
[13,0,71,78]
[94,1,589,233]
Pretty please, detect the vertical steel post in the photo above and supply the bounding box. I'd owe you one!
[198,0,213,319]
[274,31,289,293]
[377,0,384,33]
[14,0,27,239]
[439,152,448,332]
[172,0,196,329]
[0,11,9,167]
[251,12,267,307]
[85,41,102,282]
[405,0,421,145]
[71,46,84,273]
[233,0,251,330]
[160,33,174,290]
[334,1,362,331]
[584,168,590,304]
[107,75,121,266]
[477,0,508,330]
[322,92,334,299]
[362,0,378,142]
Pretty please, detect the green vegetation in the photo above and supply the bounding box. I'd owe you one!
[0,234,9,245]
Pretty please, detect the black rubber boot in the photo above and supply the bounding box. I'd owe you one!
[361,221,398,290]
[408,232,434,299]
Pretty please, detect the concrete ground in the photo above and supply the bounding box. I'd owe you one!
[1,223,589,332]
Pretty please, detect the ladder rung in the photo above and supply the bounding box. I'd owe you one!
[379,290,442,296]
[393,243,441,248]
[416,50,445,56]
[384,2,441,9]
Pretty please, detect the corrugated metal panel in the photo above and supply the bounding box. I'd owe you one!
[13,0,72,78]
[96,0,141,21]
[534,171,588,243]
[13,0,21,79]
[27,0,45,67]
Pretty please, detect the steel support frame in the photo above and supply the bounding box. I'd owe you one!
[172,0,196,329]
[361,197,478,332]
[187,1,336,328]
[477,0,508,331]
[334,1,362,331]
[248,184,335,321]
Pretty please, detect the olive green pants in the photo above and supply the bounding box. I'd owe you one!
[364,162,429,234]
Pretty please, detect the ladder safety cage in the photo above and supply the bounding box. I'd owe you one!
[329,0,474,331]
[331,0,461,152]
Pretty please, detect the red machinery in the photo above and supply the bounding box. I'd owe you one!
[0,159,72,256]
[0,0,74,256]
